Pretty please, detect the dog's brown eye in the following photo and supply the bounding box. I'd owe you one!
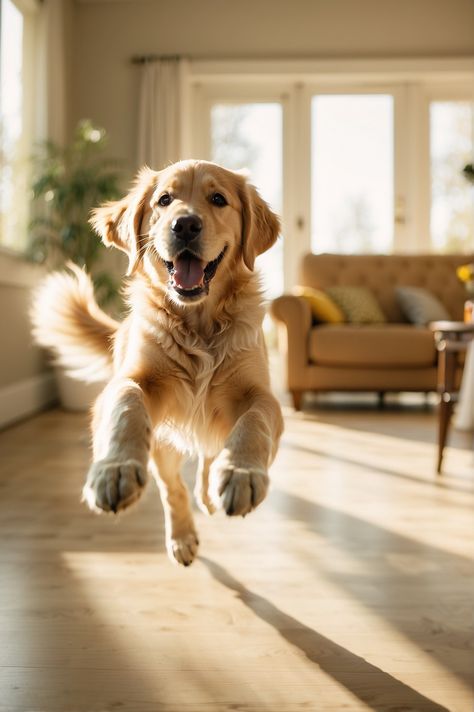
[158,193,173,207]
[210,192,227,207]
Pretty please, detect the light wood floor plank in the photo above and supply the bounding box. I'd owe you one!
[0,406,472,712]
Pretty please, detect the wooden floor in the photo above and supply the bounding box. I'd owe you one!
[0,402,473,712]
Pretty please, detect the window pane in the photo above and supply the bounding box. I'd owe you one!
[210,103,283,297]
[0,0,29,250]
[430,101,474,253]
[311,95,393,254]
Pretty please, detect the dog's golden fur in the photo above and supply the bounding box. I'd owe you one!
[32,159,283,565]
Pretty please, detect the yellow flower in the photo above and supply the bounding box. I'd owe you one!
[457,263,474,283]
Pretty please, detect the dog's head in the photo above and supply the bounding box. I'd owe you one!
[91,160,280,306]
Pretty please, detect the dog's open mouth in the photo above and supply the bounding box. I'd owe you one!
[163,248,227,299]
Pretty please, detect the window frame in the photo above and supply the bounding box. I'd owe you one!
[303,83,400,256]
[188,80,298,288]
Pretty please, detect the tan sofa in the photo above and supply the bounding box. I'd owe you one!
[271,253,471,410]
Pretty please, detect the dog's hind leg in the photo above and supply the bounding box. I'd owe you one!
[150,441,199,567]
[194,453,216,516]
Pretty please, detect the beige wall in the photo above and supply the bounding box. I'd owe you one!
[71,0,474,169]
[0,253,54,429]
[0,283,48,390]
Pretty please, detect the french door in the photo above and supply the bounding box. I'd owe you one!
[190,87,287,298]
[188,78,474,295]
[429,98,474,253]
[210,101,284,298]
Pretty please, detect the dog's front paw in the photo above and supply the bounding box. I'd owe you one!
[167,531,199,567]
[209,454,269,517]
[82,459,148,513]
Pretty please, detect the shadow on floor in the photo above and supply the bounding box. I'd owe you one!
[201,556,450,712]
[280,439,474,495]
[288,400,474,453]
[268,487,474,690]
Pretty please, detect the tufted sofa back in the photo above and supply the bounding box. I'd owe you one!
[300,253,473,322]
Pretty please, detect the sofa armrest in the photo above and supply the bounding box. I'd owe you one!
[270,295,312,390]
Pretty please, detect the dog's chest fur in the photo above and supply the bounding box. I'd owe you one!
[123,275,266,455]
[145,301,265,456]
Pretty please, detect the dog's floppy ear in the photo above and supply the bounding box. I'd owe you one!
[90,166,157,276]
[239,179,281,271]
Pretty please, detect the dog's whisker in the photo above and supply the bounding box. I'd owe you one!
[135,242,153,259]
[137,244,149,257]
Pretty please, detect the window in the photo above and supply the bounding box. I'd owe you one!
[311,94,394,254]
[0,0,38,251]
[188,61,474,292]
[430,100,474,253]
[210,102,283,297]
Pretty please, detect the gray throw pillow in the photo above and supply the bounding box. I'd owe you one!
[396,286,450,325]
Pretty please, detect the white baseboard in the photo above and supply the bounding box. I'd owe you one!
[0,372,58,429]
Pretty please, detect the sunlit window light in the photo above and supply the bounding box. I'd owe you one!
[0,0,29,251]
[430,101,474,253]
[311,94,394,255]
[211,103,284,298]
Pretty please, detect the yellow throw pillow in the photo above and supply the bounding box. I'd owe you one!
[293,286,345,323]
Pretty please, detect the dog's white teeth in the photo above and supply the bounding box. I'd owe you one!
[172,277,204,291]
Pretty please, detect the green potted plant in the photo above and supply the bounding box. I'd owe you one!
[29,120,122,409]
[29,119,122,303]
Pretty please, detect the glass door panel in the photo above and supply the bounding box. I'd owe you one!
[311,94,394,254]
[430,101,474,253]
[210,103,283,297]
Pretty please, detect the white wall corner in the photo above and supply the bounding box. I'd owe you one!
[0,372,58,430]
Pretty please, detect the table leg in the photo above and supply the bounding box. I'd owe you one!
[437,396,453,474]
[437,345,457,474]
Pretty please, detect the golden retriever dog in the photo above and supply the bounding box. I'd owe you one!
[32,159,283,566]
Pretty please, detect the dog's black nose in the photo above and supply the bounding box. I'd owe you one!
[171,215,202,241]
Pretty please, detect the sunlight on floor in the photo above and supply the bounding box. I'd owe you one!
[281,407,474,487]
[60,549,471,711]
[275,409,474,557]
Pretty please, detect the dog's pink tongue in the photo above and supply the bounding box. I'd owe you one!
[173,254,205,289]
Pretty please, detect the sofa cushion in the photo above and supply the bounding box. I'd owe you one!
[309,324,437,367]
[300,253,472,322]
[293,286,345,323]
[325,286,386,324]
[396,286,451,325]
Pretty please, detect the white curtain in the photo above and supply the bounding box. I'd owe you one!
[36,0,72,144]
[137,57,187,169]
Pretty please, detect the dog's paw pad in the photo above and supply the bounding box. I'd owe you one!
[210,462,269,517]
[83,459,147,513]
[167,531,199,567]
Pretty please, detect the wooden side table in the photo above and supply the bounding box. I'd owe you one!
[430,321,474,473]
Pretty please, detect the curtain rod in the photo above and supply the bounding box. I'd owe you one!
[131,54,182,65]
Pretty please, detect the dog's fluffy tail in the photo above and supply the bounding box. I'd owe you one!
[31,264,119,382]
